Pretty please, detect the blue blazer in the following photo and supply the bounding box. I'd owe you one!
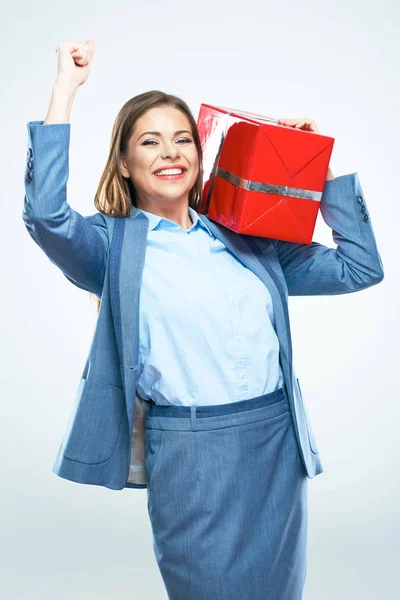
[23,121,384,490]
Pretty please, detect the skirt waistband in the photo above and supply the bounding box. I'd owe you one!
[145,386,289,432]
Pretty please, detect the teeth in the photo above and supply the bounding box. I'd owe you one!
[154,168,185,176]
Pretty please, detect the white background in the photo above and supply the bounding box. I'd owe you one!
[1,0,398,598]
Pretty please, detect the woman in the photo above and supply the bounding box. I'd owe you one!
[23,40,384,600]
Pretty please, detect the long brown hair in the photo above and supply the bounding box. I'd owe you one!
[88,90,204,313]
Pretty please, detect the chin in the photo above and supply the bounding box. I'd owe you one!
[160,186,193,198]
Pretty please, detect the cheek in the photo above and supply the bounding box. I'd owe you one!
[130,156,152,183]
[190,147,199,164]
[188,149,199,173]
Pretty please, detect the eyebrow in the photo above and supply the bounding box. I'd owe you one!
[137,129,192,141]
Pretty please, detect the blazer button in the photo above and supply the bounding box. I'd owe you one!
[363,214,370,222]
[357,196,364,204]
[27,148,33,158]
[360,204,366,213]
[26,171,33,182]
[27,160,33,169]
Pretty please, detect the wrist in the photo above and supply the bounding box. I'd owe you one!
[53,77,79,97]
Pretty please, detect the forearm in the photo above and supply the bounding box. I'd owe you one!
[43,78,79,124]
[274,173,384,295]
[22,120,108,297]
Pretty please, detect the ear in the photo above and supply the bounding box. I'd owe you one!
[119,155,130,178]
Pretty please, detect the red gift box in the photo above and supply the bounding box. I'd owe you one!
[197,104,335,243]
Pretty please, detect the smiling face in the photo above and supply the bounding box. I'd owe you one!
[119,105,199,211]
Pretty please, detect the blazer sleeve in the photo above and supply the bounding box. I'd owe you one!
[22,121,108,300]
[271,173,385,295]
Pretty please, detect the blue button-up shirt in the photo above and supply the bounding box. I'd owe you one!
[136,206,285,406]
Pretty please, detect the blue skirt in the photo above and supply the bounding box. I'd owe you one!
[144,385,308,600]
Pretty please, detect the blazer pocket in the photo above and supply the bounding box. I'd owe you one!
[62,378,125,465]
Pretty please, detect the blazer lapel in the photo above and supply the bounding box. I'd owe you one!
[109,210,148,422]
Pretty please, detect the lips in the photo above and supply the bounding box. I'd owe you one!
[153,164,188,175]
[152,170,188,181]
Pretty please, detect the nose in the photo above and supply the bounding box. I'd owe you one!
[160,139,180,160]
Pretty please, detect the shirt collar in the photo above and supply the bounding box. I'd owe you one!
[137,206,213,237]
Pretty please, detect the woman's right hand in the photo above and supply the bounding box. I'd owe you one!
[55,40,95,88]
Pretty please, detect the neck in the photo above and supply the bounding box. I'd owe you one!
[137,203,193,230]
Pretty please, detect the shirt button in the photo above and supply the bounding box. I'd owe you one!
[236,335,242,342]
[230,297,236,303]
[240,372,245,379]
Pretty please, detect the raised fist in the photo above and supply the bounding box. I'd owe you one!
[54,40,95,87]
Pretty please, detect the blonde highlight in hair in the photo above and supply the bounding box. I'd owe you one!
[89,90,204,312]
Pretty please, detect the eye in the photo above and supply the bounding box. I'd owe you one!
[141,138,193,146]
